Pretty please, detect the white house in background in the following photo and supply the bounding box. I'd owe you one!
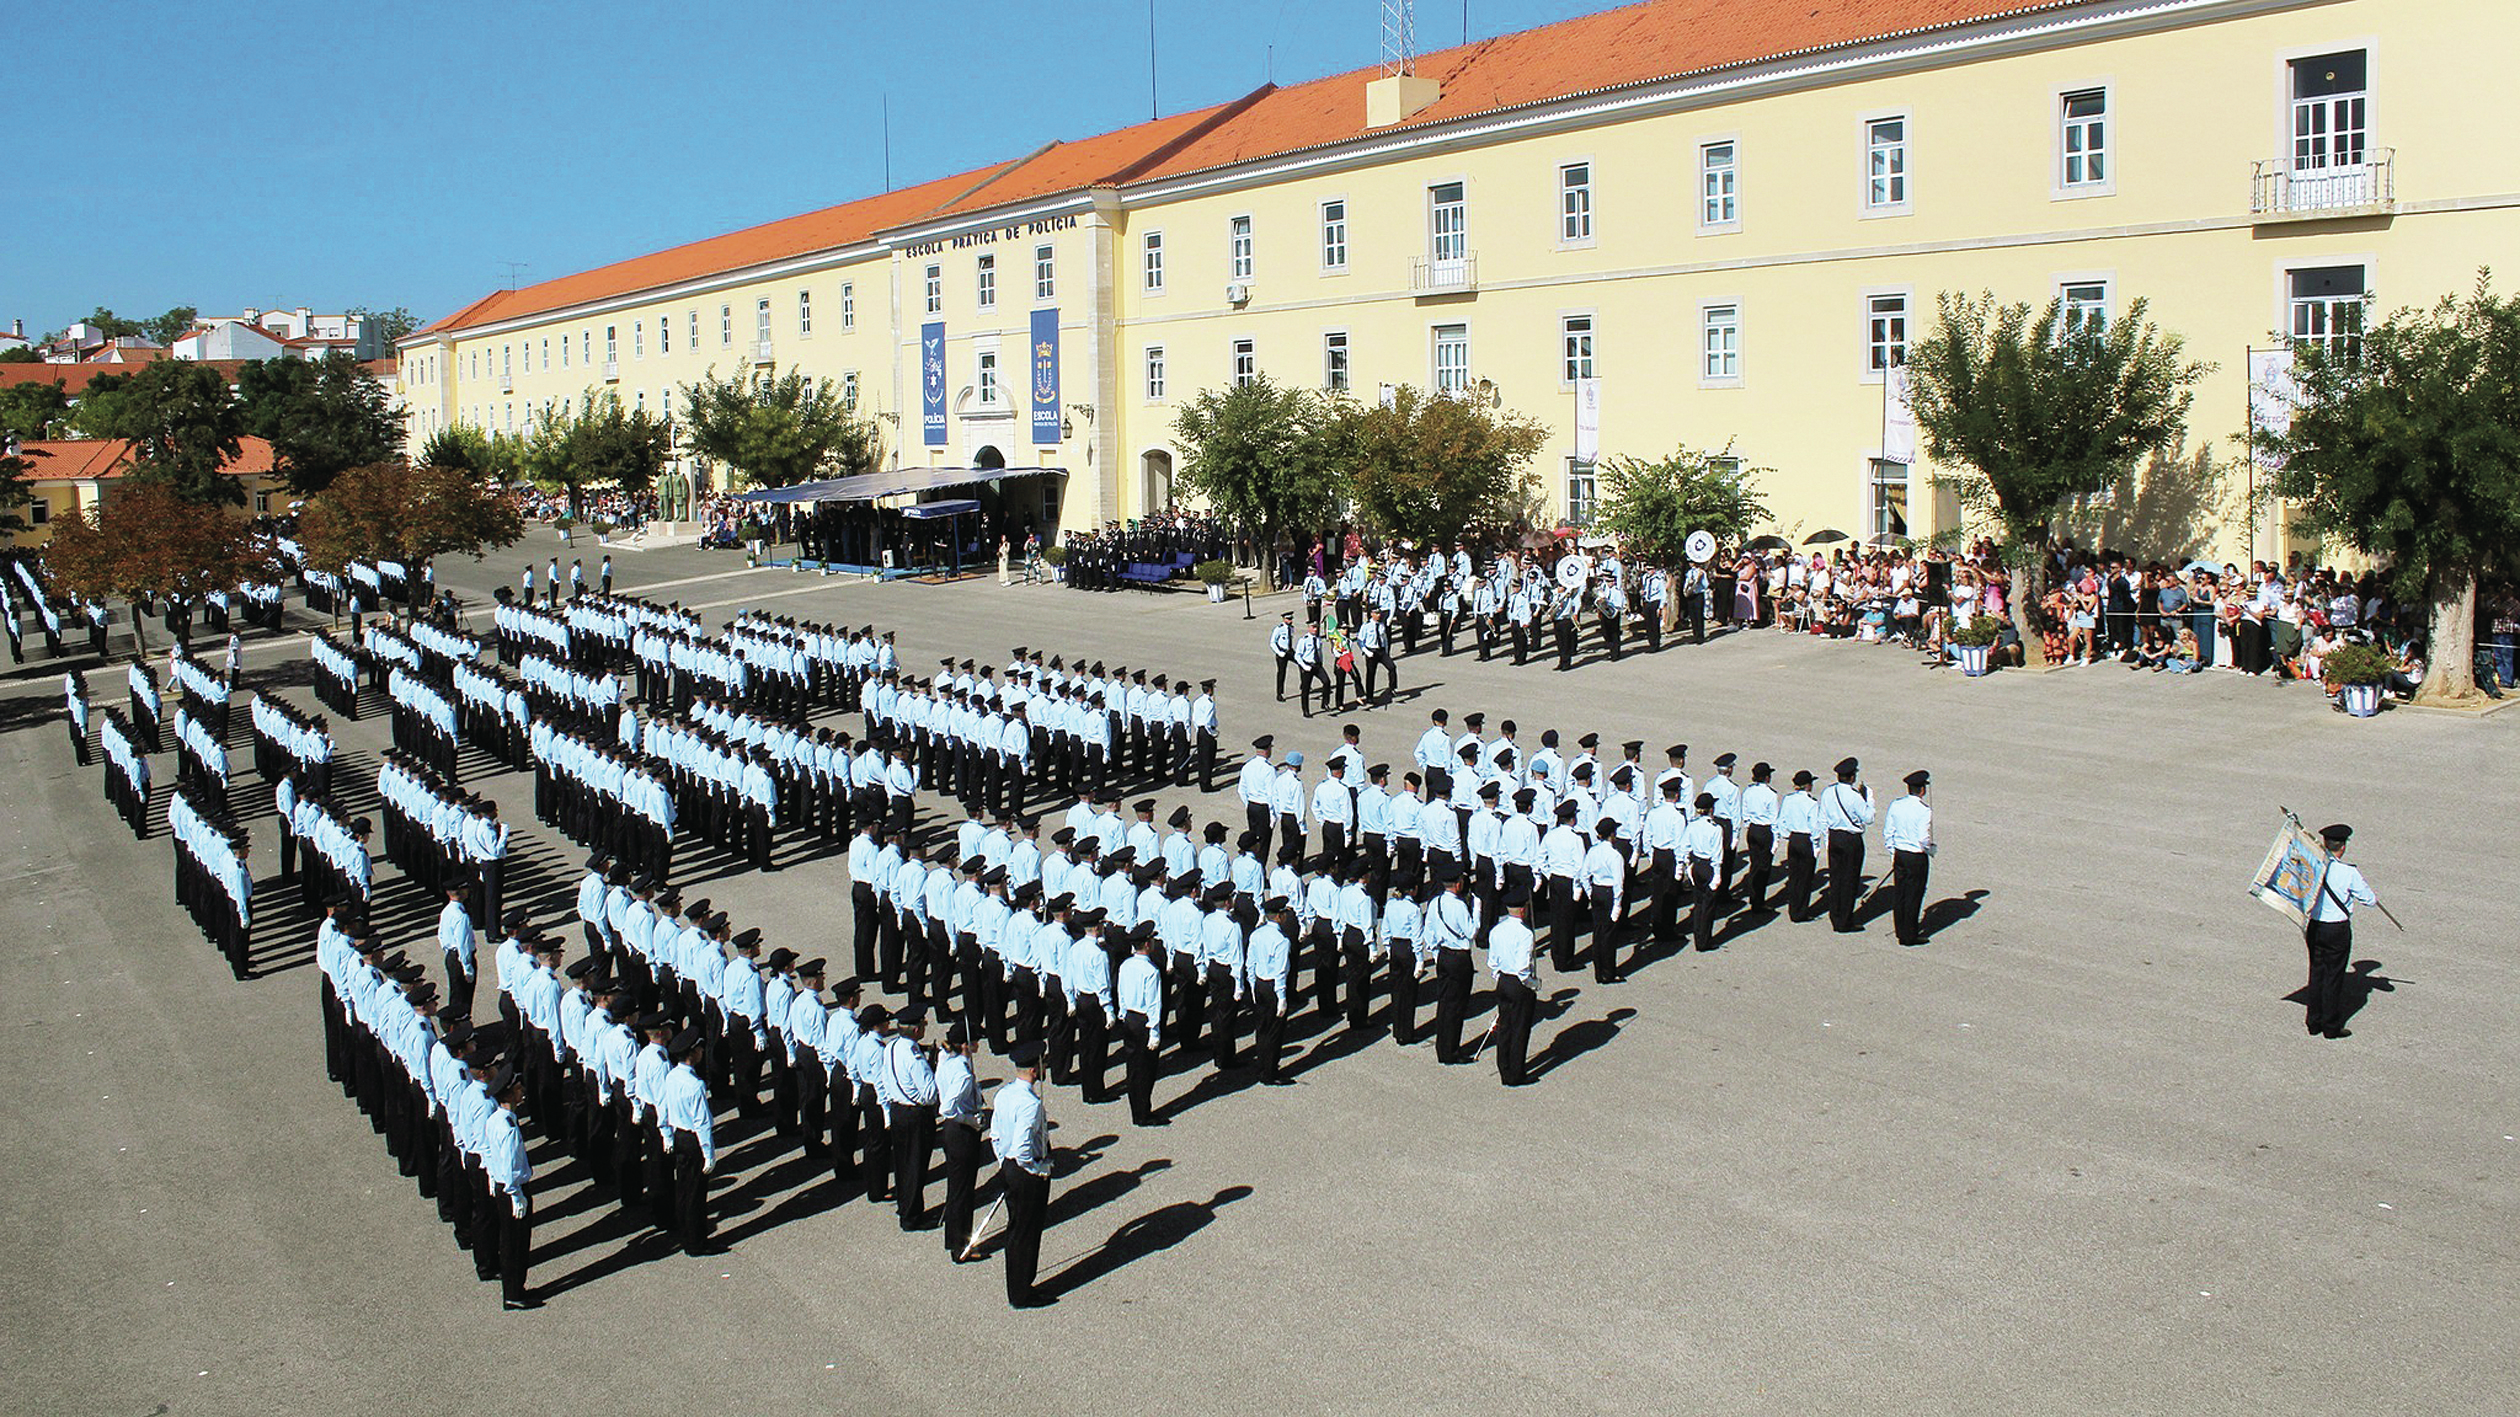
[207,306,393,360]
[86,337,165,363]
[169,318,289,362]
[0,319,28,356]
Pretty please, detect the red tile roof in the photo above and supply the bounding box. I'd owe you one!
[415,160,1024,337]
[414,0,2075,336]
[0,360,252,396]
[1132,0,2073,181]
[11,435,275,482]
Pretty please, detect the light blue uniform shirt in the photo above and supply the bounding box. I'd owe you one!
[989,1077,1050,1175]
[656,1062,716,1168]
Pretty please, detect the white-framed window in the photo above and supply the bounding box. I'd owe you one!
[1033,245,1054,301]
[1865,292,1909,375]
[2289,264,2367,361]
[633,323,644,360]
[560,336,569,369]
[1324,330,1350,392]
[1231,338,1257,388]
[1565,458,1598,527]
[1432,323,1470,394]
[582,331,592,365]
[1320,199,1347,272]
[719,305,732,346]
[1561,314,1594,383]
[1142,230,1165,293]
[604,326,617,363]
[840,284,855,332]
[924,264,942,315]
[1144,344,1166,400]
[977,348,1000,406]
[1700,140,1739,229]
[1702,303,1741,384]
[798,289,812,337]
[1429,181,1467,263]
[540,337,549,369]
[2059,88,2110,192]
[2290,50,2368,173]
[755,299,771,346]
[634,388,646,414]
[840,371,858,409]
[502,344,512,377]
[660,388,673,426]
[655,317,667,356]
[689,310,700,348]
[1865,115,1910,213]
[28,496,49,525]
[2060,279,2111,333]
[1870,457,1910,542]
[1558,162,1594,243]
[252,490,271,515]
[976,252,997,310]
[1228,215,1254,281]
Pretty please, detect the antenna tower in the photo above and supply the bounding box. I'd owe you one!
[1380,0,1417,77]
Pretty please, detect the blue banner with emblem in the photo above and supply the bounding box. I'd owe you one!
[1030,308,1060,445]
[920,321,947,447]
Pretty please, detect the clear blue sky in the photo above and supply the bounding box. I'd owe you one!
[10,0,1611,341]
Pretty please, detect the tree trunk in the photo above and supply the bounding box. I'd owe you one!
[127,606,150,660]
[2415,565,2478,705]
[2007,539,2050,666]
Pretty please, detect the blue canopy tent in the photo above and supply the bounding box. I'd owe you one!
[732,466,1066,574]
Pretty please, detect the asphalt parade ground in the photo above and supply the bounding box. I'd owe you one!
[3,537,2516,1416]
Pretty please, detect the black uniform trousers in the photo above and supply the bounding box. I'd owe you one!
[2304,919,2353,1035]
[1743,824,1776,914]
[1689,859,1720,950]
[940,1119,983,1256]
[1386,948,1420,1044]
[1785,834,1817,921]
[1120,1013,1159,1121]
[1433,947,1473,1062]
[1827,829,1867,932]
[671,1129,711,1253]
[1493,974,1535,1085]
[1891,848,1930,946]
[894,1102,937,1229]
[999,1163,1050,1307]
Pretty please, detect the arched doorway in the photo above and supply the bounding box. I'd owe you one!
[1142,449,1173,517]
[974,445,1006,471]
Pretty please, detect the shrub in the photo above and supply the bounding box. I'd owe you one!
[1952,617,2007,648]
[2320,641,2393,687]
[1193,558,1237,586]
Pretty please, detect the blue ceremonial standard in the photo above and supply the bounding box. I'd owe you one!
[1030,308,1061,445]
[921,321,948,446]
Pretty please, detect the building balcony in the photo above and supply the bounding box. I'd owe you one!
[2251,150,2394,221]
[498,374,513,393]
[601,359,619,383]
[1409,252,1478,295]
[753,338,776,365]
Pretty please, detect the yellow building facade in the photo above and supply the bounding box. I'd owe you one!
[401,0,2519,563]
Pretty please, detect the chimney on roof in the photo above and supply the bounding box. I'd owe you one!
[295,307,312,326]
[243,307,260,321]
[1366,71,1441,127]
[10,318,19,337]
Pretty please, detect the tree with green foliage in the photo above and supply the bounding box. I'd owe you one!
[141,306,199,347]
[1592,444,1776,563]
[519,391,672,517]
[74,359,247,506]
[76,306,144,340]
[238,352,402,494]
[418,423,520,483]
[2260,274,2520,705]
[1906,291,2211,641]
[0,346,40,364]
[296,460,524,585]
[1336,384,1549,545]
[0,377,74,441]
[1171,375,1346,560]
[348,306,420,344]
[676,365,881,491]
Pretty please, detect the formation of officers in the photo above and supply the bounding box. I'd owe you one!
[1057,512,1230,591]
[1268,543,1732,714]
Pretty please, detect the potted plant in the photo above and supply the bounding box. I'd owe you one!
[2321,642,2392,717]
[553,514,575,544]
[1041,546,1068,582]
[1193,558,1236,603]
[1951,616,2005,676]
